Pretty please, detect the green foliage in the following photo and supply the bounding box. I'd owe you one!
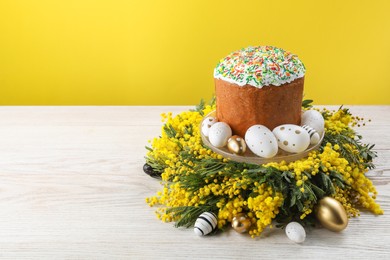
[167,201,219,228]
[193,99,206,116]
[302,99,314,109]
[163,124,177,138]
[164,150,352,228]
[323,129,377,169]
[191,96,216,116]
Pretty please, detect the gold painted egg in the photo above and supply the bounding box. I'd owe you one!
[231,213,251,233]
[227,135,247,155]
[315,197,348,232]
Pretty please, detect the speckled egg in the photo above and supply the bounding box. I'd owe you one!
[285,222,306,243]
[301,110,325,136]
[208,122,232,148]
[273,124,310,153]
[245,125,278,158]
[201,116,218,137]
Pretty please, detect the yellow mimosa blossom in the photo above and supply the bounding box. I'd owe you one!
[145,100,382,238]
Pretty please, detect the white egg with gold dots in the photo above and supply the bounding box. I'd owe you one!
[273,124,310,153]
[245,125,278,158]
[208,122,232,148]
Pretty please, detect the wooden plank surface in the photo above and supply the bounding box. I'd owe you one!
[0,106,389,259]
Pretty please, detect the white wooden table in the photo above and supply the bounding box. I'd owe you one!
[0,106,389,259]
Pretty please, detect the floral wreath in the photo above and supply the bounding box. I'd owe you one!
[144,98,383,242]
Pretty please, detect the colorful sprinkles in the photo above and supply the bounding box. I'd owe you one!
[214,46,306,88]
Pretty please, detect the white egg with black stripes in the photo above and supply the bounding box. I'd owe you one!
[301,124,321,144]
[194,212,218,236]
[301,110,325,136]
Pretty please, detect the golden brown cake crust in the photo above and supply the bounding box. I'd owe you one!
[215,77,304,137]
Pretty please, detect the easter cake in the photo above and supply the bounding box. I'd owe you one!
[214,46,305,137]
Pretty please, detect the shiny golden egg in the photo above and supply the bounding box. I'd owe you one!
[315,197,348,232]
[227,135,247,155]
[231,213,251,233]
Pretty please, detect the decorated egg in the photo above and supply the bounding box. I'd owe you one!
[227,135,247,155]
[285,222,306,243]
[143,163,162,179]
[201,116,218,137]
[301,110,325,136]
[315,197,348,232]
[231,213,251,233]
[272,124,310,153]
[194,212,218,236]
[208,122,232,148]
[245,125,278,158]
[302,124,321,144]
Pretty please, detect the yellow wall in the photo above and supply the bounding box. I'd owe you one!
[0,0,389,105]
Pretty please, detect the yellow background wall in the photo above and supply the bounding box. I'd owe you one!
[0,0,389,105]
